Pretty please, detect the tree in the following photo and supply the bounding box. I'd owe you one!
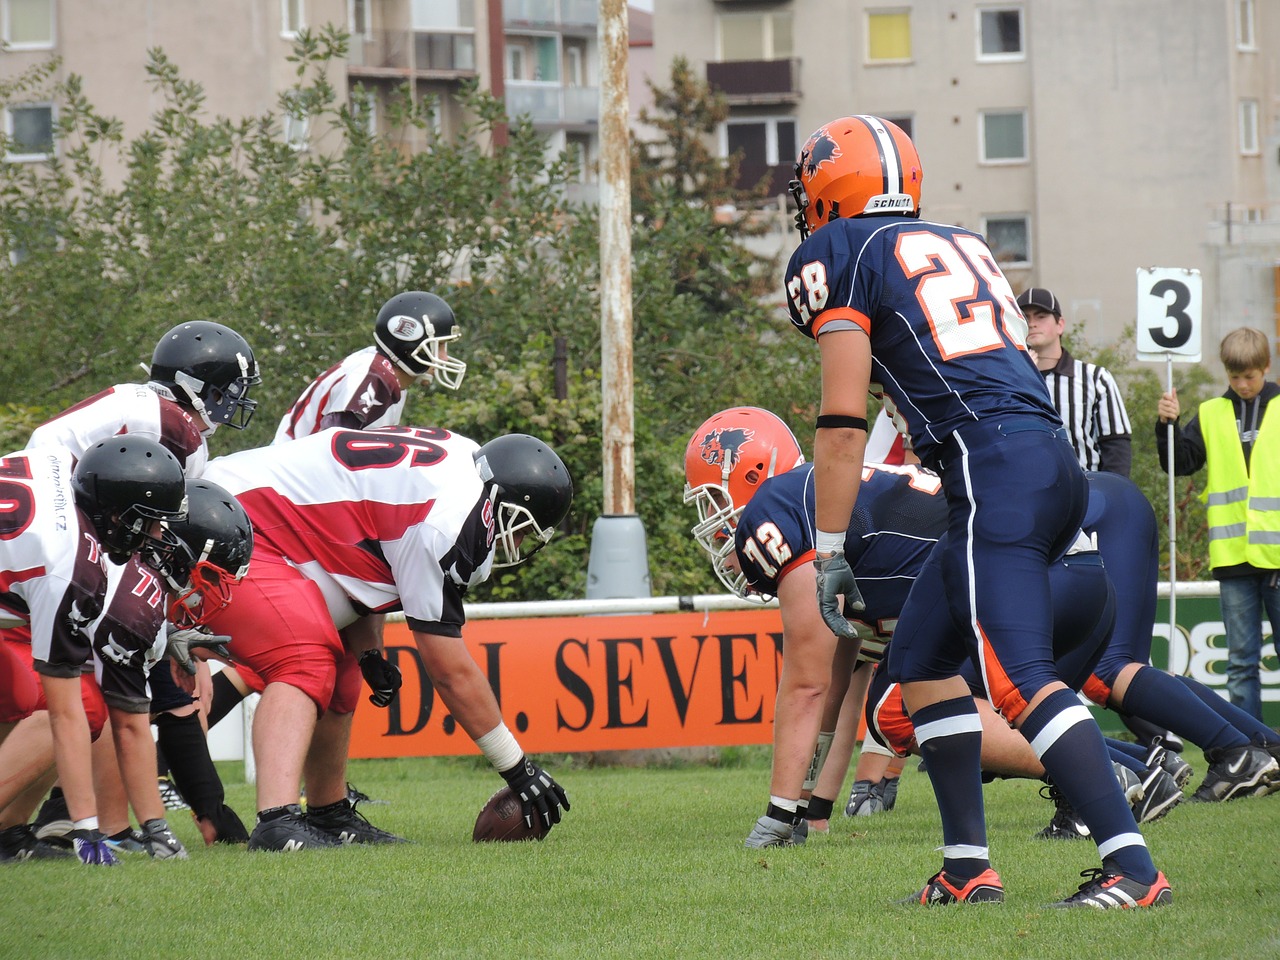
[0,36,820,601]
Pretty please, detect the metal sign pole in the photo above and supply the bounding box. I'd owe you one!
[1166,353,1177,641]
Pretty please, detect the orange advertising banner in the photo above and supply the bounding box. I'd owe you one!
[349,609,787,758]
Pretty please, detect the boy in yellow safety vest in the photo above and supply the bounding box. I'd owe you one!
[1157,326,1280,724]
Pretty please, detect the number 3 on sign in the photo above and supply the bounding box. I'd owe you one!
[1136,267,1202,363]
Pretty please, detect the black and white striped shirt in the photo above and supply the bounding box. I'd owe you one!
[1040,348,1133,477]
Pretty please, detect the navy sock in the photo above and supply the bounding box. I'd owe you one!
[1121,666,1246,752]
[911,696,987,879]
[1105,742,1145,777]
[1021,688,1156,884]
[1104,737,1146,763]
[1174,674,1277,744]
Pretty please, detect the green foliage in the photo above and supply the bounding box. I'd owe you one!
[0,35,818,602]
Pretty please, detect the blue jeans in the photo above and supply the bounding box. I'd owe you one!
[1218,573,1280,721]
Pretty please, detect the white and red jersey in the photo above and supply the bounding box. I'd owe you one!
[205,426,496,636]
[28,383,208,477]
[0,446,109,674]
[273,347,405,444]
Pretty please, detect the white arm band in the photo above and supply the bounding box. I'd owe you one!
[475,723,524,772]
[815,530,845,555]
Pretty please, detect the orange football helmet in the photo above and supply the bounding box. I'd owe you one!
[789,115,923,239]
[683,407,805,598]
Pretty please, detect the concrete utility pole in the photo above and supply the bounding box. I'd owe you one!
[586,0,650,598]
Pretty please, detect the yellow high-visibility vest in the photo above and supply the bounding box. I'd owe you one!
[1200,396,1280,569]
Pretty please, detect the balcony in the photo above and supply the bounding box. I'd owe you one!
[346,30,477,79]
[506,81,599,127]
[504,0,597,29]
[705,58,801,105]
[347,30,411,75]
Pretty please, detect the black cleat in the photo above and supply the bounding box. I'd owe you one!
[306,798,408,845]
[248,804,341,852]
[1188,744,1280,802]
[0,823,74,861]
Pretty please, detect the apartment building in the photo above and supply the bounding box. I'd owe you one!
[650,0,1280,357]
[1,0,604,194]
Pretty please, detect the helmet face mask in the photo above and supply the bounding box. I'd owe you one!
[684,407,806,600]
[374,292,467,390]
[474,434,573,569]
[491,500,557,568]
[789,115,922,240]
[150,321,261,432]
[155,480,254,629]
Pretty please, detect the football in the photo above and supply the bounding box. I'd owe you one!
[472,786,548,843]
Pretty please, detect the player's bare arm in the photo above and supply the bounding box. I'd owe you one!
[814,327,872,538]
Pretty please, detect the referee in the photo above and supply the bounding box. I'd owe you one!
[1019,287,1133,477]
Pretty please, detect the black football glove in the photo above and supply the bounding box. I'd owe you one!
[358,649,402,708]
[814,552,865,641]
[499,756,570,830]
[165,626,234,677]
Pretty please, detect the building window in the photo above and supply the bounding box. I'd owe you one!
[351,88,377,136]
[881,114,914,140]
[980,110,1027,162]
[412,0,473,30]
[565,44,584,87]
[1239,99,1260,155]
[718,12,793,60]
[978,7,1023,60]
[3,0,54,48]
[566,133,592,183]
[4,104,54,161]
[867,10,911,63]
[983,215,1030,266]
[1237,0,1255,50]
[724,118,796,165]
[506,45,525,81]
[281,0,304,37]
[282,96,310,151]
[349,0,371,41]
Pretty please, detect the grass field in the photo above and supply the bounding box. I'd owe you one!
[5,747,1280,960]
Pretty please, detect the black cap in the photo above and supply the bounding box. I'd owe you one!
[1016,287,1061,317]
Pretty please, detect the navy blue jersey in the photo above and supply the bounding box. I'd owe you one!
[784,216,1059,465]
[735,462,947,651]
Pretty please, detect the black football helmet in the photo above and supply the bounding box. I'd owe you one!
[153,479,254,629]
[149,321,261,432]
[474,434,573,567]
[373,291,466,390]
[72,437,189,565]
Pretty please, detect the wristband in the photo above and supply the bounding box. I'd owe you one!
[475,723,524,773]
[815,414,868,431]
[815,530,845,554]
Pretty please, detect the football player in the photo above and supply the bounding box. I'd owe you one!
[273,290,464,443]
[784,117,1169,908]
[0,438,188,865]
[200,427,572,851]
[267,292,464,723]
[21,320,260,849]
[1074,471,1280,801]
[685,408,1126,849]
